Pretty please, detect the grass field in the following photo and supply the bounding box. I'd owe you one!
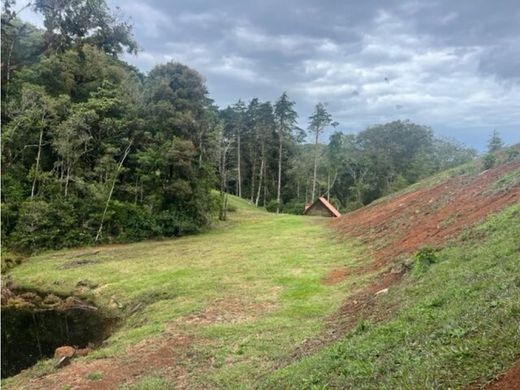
[3,196,520,389]
[3,196,368,389]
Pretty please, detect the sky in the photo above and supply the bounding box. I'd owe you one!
[16,0,520,150]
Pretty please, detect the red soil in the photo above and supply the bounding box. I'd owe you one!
[322,267,350,285]
[484,360,520,390]
[332,160,520,272]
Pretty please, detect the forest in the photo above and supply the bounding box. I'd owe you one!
[1,0,477,253]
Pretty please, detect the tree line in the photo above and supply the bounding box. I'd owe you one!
[1,0,477,253]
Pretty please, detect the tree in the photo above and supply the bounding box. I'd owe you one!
[487,130,503,152]
[308,103,332,201]
[274,92,298,213]
[32,0,138,55]
[232,100,246,198]
[255,102,275,206]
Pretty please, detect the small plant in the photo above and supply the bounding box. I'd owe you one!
[86,371,103,381]
[412,246,438,276]
[482,153,495,170]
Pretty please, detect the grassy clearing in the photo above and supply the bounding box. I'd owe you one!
[263,204,520,389]
[4,196,367,388]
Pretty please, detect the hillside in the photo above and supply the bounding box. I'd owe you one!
[2,153,520,389]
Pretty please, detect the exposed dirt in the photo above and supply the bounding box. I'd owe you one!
[332,160,520,272]
[481,360,520,390]
[176,297,274,326]
[24,331,193,390]
[12,296,273,389]
[322,267,350,285]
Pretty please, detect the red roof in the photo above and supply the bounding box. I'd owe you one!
[304,197,342,218]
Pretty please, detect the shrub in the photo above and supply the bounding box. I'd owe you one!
[482,153,495,170]
[266,200,281,212]
[282,201,306,215]
[8,200,92,253]
[412,246,438,276]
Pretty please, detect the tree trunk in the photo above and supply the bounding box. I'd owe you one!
[219,144,228,221]
[263,164,267,207]
[95,140,133,242]
[276,137,282,213]
[250,157,256,203]
[311,130,319,201]
[255,154,264,206]
[237,127,242,198]
[31,116,45,200]
[64,160,71,197]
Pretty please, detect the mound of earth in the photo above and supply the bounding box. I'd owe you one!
[332,156,520,272]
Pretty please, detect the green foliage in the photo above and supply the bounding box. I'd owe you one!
[266,200,281,212]
[482,153,496,170]
[487,130,503,152]
[86,371,103,381]
[3,46,218,252]
[411,246,438,277]
[8,200,93,253]
[282,201,306,215]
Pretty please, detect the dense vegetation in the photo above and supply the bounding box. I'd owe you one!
[1,0,478,252]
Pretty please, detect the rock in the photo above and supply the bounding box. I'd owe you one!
[54,346,76,367]
[375,288,389,296]
[54,346,76,359]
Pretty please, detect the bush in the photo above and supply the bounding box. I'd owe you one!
[282,201,306,215]
[266,200,281,213]
[482,153,495,170]
[412,246,438,276]
[8,200,92,253]
[101,201,155,242]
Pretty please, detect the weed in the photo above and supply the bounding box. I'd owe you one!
[411,246,438,276]
[86,371,103,381]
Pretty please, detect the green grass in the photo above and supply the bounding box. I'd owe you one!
[4,195,366,388]
[4,195,519,389]
[262,204,520,389]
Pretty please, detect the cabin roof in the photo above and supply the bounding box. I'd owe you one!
[303,196,342,218]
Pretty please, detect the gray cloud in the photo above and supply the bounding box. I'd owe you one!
[15,0,520,149]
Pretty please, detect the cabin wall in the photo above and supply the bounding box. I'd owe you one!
[305,202,334,217]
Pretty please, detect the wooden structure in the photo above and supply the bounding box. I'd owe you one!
[303,197,341,218]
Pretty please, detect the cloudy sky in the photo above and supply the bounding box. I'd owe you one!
[19,0,520,150]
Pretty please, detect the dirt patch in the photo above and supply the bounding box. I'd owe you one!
[176,297,274,326]
[480,360,520,390]
[322,267,350,285]
[61,259,100,269]
[332,160,520,272]
[23,331,193,390]
[13,297,274,389]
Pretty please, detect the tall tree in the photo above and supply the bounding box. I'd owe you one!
[308,103,332,201]
[232,100,246,198]
[274,92,298,213]
[255,102,275,206]
[32,0,137,55]
[487,130,503,152]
